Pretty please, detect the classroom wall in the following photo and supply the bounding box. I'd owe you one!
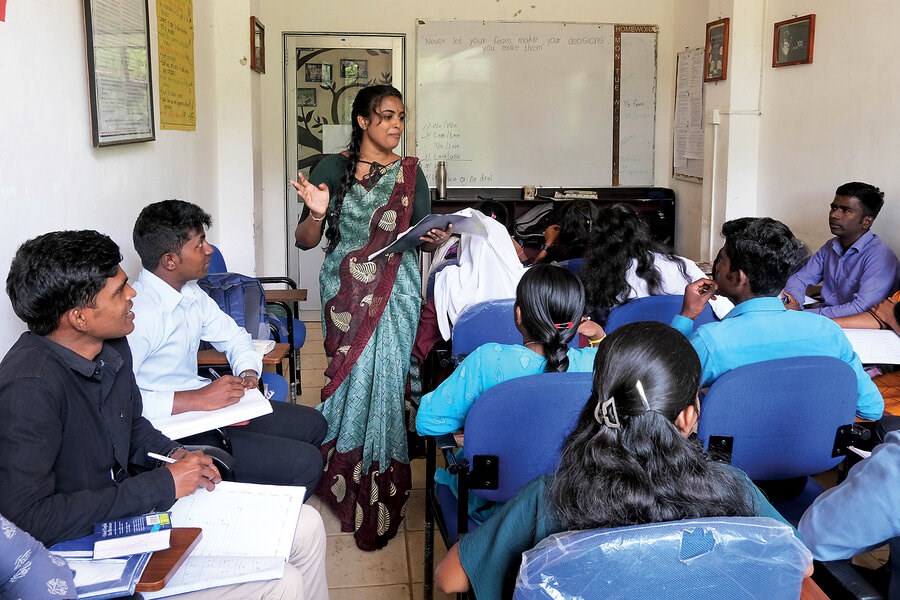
[0,1,223,355]
[256,0,685,279]
[670,0,709,259]
[756,0,900,254]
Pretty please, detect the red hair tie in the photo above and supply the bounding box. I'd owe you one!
[554,321,574,330]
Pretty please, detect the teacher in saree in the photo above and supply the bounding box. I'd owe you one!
[293,84,449,551]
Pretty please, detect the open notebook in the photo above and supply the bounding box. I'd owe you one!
[142,481,305,598]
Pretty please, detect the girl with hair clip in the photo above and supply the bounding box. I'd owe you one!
[291,85,451,551]
[434,321,789,600]
[582,203,733,322]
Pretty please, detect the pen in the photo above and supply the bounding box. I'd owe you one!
[208,368,221,380]
[148,452,177,464]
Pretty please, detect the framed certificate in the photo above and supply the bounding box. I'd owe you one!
[83,0,155,146]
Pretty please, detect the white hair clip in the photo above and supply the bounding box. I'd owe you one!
[594,396,621,429]
[635,380,650,411]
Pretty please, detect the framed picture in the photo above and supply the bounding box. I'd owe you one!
[305,63,323,82]
[703,18,729,82]
[321,64,333,85]
[250,16,265,74]
[297,88,317,108]
[82,0,155,146]
[340,59,368,80]
[773,14,815,67]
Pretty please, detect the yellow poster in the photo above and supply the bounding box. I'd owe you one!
[157,0,195,130]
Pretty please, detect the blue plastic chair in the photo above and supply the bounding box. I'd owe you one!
[451,299,519,362]
[697,356,857,524]
[605,294,717,333]
[451,298,579,361]
[554,257,585,275]
[515,517,812,599]
[423,372,593,597]
[260,372,289,402]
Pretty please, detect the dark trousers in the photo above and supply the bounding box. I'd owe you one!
[181,401,327,500]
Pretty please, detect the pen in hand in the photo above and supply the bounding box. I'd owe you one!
[148,452,177,464]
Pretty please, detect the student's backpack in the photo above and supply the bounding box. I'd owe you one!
[514,202,561,242]
[197,272,269,340]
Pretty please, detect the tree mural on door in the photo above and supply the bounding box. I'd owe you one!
[295,48,393,173]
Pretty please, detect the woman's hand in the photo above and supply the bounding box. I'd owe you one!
[290,171,330,219]
[420,224,453,252]
[577,319,605,343]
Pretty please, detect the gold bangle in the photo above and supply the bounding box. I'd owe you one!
[310,212,326,222]
[588,336,605,347]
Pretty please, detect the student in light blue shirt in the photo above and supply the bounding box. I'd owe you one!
[417,264,604,436]
[672,217,883,420]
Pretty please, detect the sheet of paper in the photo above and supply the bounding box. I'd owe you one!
[70,559,128,587]
[143,482,305,598]
[843,328,900,365]
[151,388,273,439]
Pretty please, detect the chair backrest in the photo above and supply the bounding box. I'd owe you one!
[463,372,593,503]
[451,298,519,360]
[260,372,288,402]
[452,298,580,360]
[515,517,812,599]
[605,294,716,333]
[554,257,584,275]
[209,244,228,274]
[697,356,857,480]
[197,272,269,340]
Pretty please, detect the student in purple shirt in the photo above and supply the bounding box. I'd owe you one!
[784,181,899,318]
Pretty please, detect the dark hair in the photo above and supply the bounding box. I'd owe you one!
[835,181,884,218]
[548,321,755,531]
[325,85,404,254]
[133,200,212,270]
[583,204,688,310]
[721,217,804,297]
[515,264,585,373]
[556,200,598,256]
[6,230,122,336]
[474,200,511,232]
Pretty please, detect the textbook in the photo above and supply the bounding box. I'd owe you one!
[367,210,483,260]
[49,512,173,560]
[93,512,173,559]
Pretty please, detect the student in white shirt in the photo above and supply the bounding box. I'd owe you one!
[128,200,327,497]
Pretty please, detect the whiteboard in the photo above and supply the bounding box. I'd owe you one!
[416,21,657,188]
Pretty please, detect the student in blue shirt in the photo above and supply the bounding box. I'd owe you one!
[673,217,883,420]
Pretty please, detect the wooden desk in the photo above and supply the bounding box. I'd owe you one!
[801,576,829,599]
[198,343,290,369]
[264,288,307,303]
[136,527,202,592]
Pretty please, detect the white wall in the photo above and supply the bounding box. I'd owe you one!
[756,0,900,253]
[0,1,221,354]
[670,0,709,258]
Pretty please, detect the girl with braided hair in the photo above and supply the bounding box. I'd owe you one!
[292,85,450,550]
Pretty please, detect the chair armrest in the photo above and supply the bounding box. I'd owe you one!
[264,289,308,303]
[432,433,471,476]
[183,444,236,482]
[812,559,884,600]
[258,276,298,288]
